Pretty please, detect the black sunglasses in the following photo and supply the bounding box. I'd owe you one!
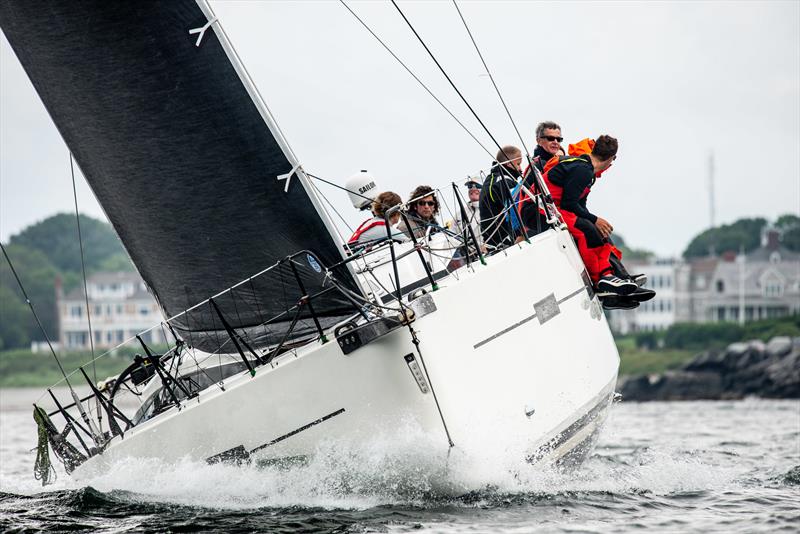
[541,135,564,142]
[465,182,482,190]
[417,200,436,207]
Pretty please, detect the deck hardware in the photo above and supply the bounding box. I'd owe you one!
[534,293,560,325]
[404,353,430,394]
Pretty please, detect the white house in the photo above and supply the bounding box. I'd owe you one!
[58,271,166,350]
[608,228,800,334]
[607,258,679,334]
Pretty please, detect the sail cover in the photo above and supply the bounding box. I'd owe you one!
[0,1,360,350]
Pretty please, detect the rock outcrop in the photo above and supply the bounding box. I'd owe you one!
[619,336,800,401]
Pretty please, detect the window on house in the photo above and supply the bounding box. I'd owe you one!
[716,280,724,293]
[764,278,783,297]
[67,331,88,347]
[94,305,102,316]
[70,306,83,318]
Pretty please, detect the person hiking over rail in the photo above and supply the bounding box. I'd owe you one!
[541,135,645,299]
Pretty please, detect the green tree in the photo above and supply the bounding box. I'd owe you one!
[775,214,800,252]
[0,243,60,345]
[98,252,135,272]
[9,213,127,274]
[0,285,31,349]
[683,217,767,259]
[613,234,654,261]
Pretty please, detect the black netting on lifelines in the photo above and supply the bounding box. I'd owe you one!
[170,255,356,353]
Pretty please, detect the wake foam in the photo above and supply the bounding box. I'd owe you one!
[65,418,740,510]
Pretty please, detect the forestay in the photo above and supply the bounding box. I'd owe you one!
[0,1,359,349]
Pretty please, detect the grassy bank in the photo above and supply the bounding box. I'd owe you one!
[0,348,130,388]
[616,315,799,377]
[616,337,695,376]
[1,316,796,387]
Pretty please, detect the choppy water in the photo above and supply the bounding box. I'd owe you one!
[1,388,798,533]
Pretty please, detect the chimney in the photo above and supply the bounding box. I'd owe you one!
[721,250,737,262]
[765,229,780,251]
[54,274,63,300]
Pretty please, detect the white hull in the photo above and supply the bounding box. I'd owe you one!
[73,227,619,478]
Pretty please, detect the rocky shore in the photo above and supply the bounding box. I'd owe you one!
[619,336,800,401]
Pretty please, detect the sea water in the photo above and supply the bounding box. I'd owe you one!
[1,388,797,533]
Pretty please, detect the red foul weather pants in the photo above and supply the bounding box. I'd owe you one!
[561,210,619,284]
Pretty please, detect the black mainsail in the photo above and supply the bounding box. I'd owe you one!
[0,1,359,349]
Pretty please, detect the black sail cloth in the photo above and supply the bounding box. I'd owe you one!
[0,1,359,351]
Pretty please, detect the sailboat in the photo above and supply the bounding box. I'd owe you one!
[1,1,619,479]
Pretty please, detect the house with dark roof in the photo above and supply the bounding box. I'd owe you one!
[57,271,166,350]
[680,229,800,324]
[607,228,799,334]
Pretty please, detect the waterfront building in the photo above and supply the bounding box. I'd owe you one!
[57,271,165,350]
[607,229,800,334]
[607,258,679,334]
[681,229,800,324]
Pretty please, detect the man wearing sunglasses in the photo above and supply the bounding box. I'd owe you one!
[398,185,441,240]
[533,121,564,174]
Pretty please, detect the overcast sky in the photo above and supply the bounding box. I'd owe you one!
[1,1,798,257]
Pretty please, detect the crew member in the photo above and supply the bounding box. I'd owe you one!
[449,175,483,248]
[479,145,524,248]
[531,121,564,173]
[398,185,441,240]
[542,135,638,295]
[348,191,408,247]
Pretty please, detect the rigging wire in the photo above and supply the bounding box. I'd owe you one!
[69,153,97,384]
[451,0,530,158]
[389,0,506,160]
[0,241,103,442]
[388,0,531,242]
[0,243,72,387]
[307,175,354,234]
[339,0,494,160]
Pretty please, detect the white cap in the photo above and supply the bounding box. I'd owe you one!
[464,174,482,187]
[345,170,379,211]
